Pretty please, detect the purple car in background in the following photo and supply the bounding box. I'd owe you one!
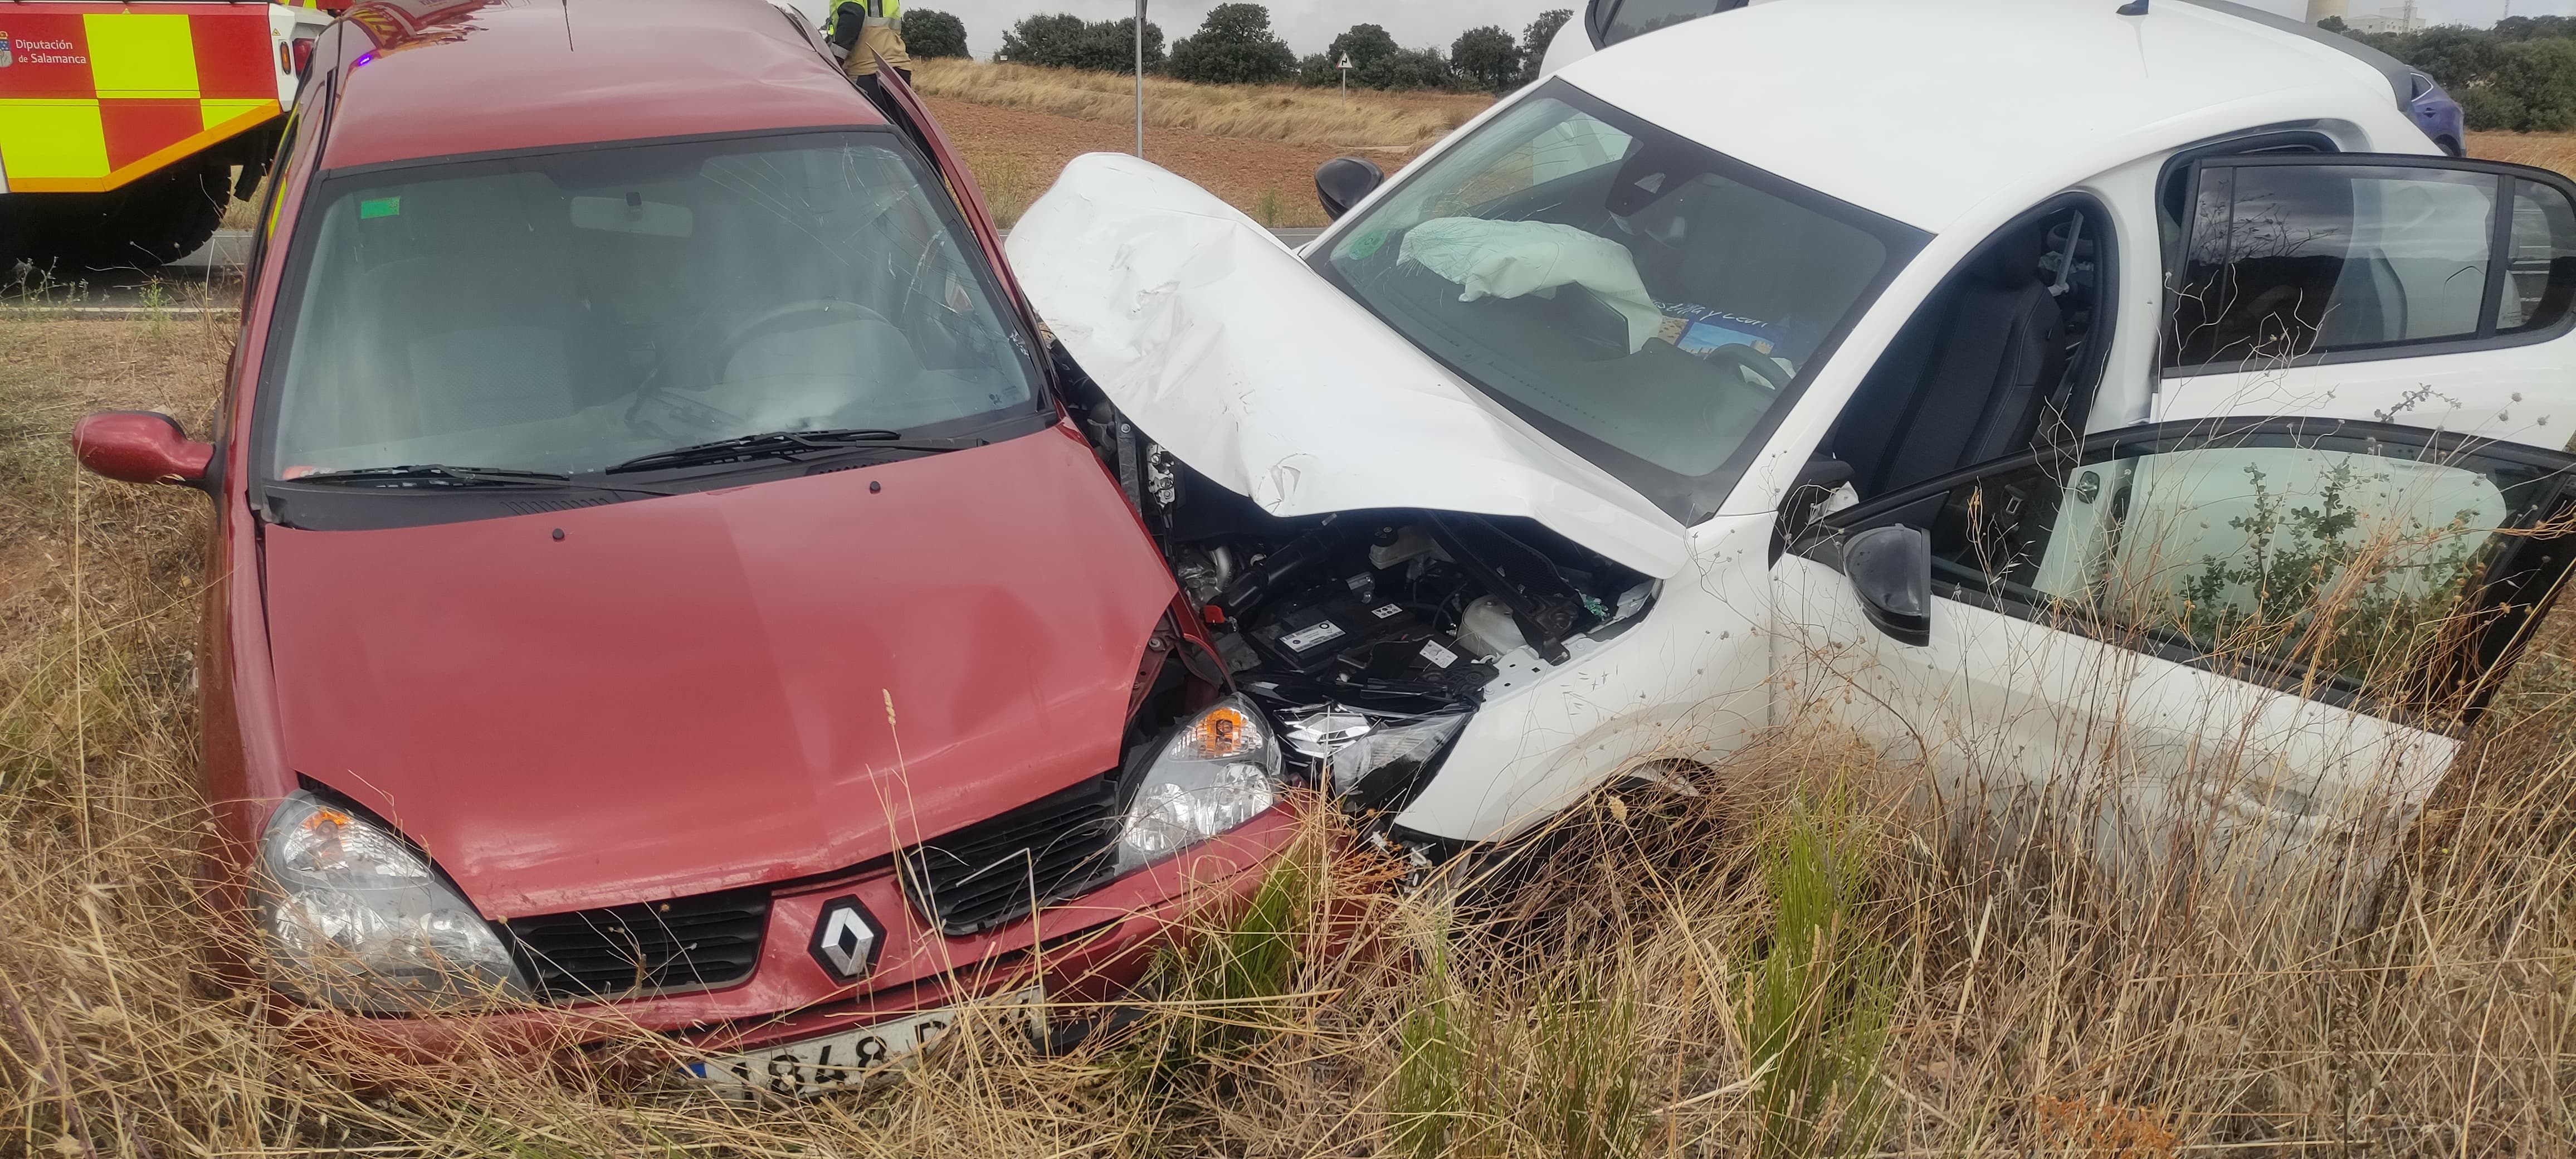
[1547,0,2467,157]
[2408,69,2468,156]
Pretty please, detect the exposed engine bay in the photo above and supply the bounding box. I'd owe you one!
[1061,350,1660,815]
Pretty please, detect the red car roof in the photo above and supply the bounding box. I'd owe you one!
[321,0,887,172]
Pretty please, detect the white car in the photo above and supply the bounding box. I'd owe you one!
[1539,0,2468,155]
[1007,0,2576,876]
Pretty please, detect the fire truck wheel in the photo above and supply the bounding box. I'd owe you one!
[21,157,232,274]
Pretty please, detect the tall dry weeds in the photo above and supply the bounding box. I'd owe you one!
[2,317,2573,1156]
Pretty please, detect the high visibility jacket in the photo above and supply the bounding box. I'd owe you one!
[0,1,320,194]
[823,0,907,76]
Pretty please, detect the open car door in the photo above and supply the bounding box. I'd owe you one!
[1773,416,2576,912]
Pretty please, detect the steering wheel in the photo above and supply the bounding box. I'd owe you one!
[1702,340,1792,393]
[715,298,893,369]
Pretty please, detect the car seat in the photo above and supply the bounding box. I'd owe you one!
[344,174,609,444]
[1832,240,2068,500]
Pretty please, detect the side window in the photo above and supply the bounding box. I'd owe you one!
[2164,158,2576,372]
[1911,425,2572,712]
[2501,179,2576,333]
[1596,0,1743,47]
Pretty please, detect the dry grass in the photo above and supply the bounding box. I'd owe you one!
[217,167,264,232]
[2470,131,2576,179]
[3,319,2575,1156]
[920,93,1354,228]
[911,59,1490,152]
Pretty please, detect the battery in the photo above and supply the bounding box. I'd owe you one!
[1246,591,1422,676]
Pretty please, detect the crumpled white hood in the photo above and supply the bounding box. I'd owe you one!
[1004,153,1689,579]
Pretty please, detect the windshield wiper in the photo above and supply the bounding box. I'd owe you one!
[605,428,983,475]
[290,464,575,488]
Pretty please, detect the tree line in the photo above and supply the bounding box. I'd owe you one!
[906,6,2576,126]
[899,4,1574,93]
[2331,15,2576,133]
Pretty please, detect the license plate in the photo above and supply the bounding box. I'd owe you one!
[680,987,1043,1098]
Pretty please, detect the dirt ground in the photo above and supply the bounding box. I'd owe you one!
[921,94,1419,228]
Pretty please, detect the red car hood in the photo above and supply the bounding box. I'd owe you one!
[260,428,1176,918]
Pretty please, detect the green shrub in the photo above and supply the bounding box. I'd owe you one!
[1740,794,1895,1157]
[1166,3,1296,85]
[1358,47,1453,91]
[998,12,1163,73]
[1450,26,1523,94]
[900,8,969,59]
[2340,22,2576,133]
[2495,38,2576,130]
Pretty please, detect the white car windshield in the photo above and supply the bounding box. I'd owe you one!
[261,130,1042,480]
[1314,83,1924,521]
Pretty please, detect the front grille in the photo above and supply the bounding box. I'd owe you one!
[504,886,770,1000]
[901,775,1125,937]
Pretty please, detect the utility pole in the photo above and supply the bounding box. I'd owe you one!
[1134,0,1146,158]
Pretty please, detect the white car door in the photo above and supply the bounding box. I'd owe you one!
[2151,153,2576,452]
[1773,417,2576,904]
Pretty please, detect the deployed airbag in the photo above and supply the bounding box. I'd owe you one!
[1004,153,1688,578]
[1399,217,1665,352]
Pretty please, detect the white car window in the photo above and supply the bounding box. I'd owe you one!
[2167,162,2576,371]
[1924,430,2561,705]
[2172,165,2491,366]
[1314,85,1925,523]
[2500,179,2576,332]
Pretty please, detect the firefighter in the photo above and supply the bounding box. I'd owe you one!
[824,0,911,104]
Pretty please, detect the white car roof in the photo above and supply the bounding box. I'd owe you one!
[1553,0,2426,235]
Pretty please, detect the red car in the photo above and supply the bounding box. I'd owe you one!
[71,0,1295,1095]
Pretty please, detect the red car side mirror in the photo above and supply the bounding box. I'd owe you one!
[72,411,216,490]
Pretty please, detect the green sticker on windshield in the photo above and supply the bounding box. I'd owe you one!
[359,197,402,220]
[1345,230,1387,260]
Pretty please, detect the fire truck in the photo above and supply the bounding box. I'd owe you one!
[0,1,341,274]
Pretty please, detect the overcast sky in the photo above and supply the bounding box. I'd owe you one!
[879,0,2567,59]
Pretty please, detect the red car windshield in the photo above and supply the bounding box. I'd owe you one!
[260,130,1042,480]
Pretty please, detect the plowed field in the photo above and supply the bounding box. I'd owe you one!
[921,95,1430,229]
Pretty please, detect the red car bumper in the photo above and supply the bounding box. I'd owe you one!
[285,805,1305,1065]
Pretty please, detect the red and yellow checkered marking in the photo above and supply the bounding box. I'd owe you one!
[0,3,289,193]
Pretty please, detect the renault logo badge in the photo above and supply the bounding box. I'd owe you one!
[809,895,884,981]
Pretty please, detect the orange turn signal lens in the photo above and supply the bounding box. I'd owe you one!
[300,806,353,833]
[1167,703,1264,761]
